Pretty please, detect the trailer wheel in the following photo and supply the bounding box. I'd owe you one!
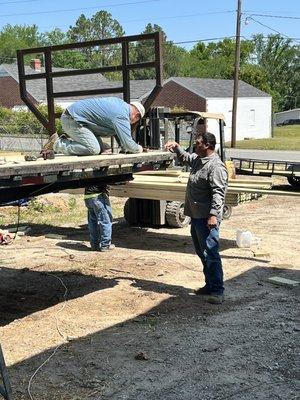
[287,165,300,189]
[124,198,135,225]
[165,201,191,228]
[222,204,232,220]
[287,175,300,189]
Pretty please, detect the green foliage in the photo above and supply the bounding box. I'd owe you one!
[225,125,300,150]
[132,23,187,79]
[0,24,40,62]
[0,105,64,136]
[0,18,298,115]
[183,38,253,79]
[251,34,300,111]
[67,11,124,68]
[68,197,77,210]
[27,199,60,213]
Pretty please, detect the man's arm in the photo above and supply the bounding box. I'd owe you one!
[113,117,143,154]
[165,141,197,165]
[208,164,228,227]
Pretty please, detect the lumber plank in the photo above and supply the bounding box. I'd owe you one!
[0,151,174,177]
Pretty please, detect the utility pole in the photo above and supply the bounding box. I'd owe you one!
[231,0,242,148]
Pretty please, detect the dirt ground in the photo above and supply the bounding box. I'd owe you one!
[0,191,299,400]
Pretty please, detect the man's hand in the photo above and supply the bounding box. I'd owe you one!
[165,141,179,152]
[207,215,218,229]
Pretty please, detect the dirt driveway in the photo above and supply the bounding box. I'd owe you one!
[0,193,299,400]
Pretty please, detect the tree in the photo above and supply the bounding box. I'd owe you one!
[67,11,124,68]
[0,24,41,63]
[252,34,300,110]
[133,23,186,79]
[183,38,253,79]
[40,28,86,69]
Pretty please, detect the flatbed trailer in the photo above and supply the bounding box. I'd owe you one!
[0,151,173,204]
[231,157,300,188]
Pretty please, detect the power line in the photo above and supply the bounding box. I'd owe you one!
[247,16,300,43]
[0,0,41,4]
[0,0,159,17]
[246,13,300,20]
[37,10,235,30]
[172,36,236,45]
[120,10,235,23]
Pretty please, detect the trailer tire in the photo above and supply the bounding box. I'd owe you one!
[287,165,300,189]
[287,175,300,189]
[222,204,232,220]
[165,201,191,228]
[124,198,135,225]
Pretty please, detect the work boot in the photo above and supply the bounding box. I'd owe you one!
[100,244,116,252]
[90,246,100,251]
[194,286,211,296]
[43,132,58,151]
[207,294,225,305]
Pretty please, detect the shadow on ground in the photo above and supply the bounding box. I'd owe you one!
[5,220,242,254]
[0,267,117,326]
[4,266,300,400]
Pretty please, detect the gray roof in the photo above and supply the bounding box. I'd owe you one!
[0,63,109,102]
[0,63,155,102]
[0,63,270,103]
[168,77,270,98]
[99,79,156,101]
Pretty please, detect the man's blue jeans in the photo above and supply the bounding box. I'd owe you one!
[55,114,103,155]
[190,218,224,294]
[84,194,113,250]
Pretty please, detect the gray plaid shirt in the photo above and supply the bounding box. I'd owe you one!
[174,147,228,220]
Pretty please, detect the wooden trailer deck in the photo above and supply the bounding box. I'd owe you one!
[0,151,174,204]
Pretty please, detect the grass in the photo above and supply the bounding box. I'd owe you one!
[225,125,300,150]
[0,195,126,228]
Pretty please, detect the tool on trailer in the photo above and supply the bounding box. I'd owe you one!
[24,150,55,162]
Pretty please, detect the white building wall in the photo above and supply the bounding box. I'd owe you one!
[274,109,300,125]
[206,97,272,142]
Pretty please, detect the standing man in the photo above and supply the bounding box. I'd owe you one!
[165,132,228,304]
[84,183,114,252]
[45,97,145,155]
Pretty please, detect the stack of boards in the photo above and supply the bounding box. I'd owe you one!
[111,170,274,206]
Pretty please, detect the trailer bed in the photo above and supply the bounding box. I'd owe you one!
[0,151,174,204]
[231,157,300,188]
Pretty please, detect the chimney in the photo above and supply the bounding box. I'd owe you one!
[30,58,41,72]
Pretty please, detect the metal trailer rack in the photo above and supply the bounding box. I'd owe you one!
[0,31,173,205]
[16,32,164,137]
[231,157,300,188]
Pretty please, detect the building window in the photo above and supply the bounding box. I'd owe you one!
[250,109,255,126]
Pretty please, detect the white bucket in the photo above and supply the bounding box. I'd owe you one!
[236,229,253,248]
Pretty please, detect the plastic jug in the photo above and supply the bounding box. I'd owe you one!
[236,229,253,248]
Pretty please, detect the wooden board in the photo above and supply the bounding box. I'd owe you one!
[0,151,174,177]
[111,173,299,201]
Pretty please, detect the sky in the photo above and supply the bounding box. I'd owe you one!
[0,0,299,49]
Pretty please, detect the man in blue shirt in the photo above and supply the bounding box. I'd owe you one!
[47,97,145,155]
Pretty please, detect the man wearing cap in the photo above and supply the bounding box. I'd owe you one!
[49,97,145,155]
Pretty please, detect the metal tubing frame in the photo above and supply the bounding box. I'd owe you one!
[0,344,13,400]
[17,32,163,136]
